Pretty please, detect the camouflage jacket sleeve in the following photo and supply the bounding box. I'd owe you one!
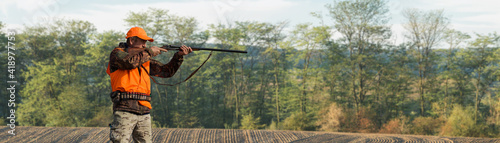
[108,42,155,73]
[149,53,184,78]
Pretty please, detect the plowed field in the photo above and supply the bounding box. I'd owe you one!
[1,126,498,143]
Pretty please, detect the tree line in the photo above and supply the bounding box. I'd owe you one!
[1,0,499,138]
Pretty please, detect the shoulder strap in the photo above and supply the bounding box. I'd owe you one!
[142,51,213,86]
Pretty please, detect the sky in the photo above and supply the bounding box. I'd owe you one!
[1,0,500,46]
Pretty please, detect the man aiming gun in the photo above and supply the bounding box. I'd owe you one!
[106,27,192,143]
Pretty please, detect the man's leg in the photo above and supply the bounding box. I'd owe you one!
[110,111,138,143]
[132,114,152,143]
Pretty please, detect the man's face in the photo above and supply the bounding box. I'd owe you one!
[130,38,147,48]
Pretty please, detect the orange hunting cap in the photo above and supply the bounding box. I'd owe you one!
[126,27,154,42]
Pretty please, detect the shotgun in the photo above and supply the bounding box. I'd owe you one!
[161,45,247,54]
[150,45,246,86]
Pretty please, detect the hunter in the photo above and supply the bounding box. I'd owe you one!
[106,27,192,143]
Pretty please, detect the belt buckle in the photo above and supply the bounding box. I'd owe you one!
[111,91,121,102]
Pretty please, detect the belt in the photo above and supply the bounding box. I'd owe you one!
[110,91,151,102]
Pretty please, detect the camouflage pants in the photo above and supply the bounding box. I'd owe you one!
[110,111,152,143]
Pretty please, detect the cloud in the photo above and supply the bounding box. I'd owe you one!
[387,0,500,45]
[58,9,128,33]
[233,0,296,12]
[1,0,69,14]
[57,0,303,32]
[84,1,221,31]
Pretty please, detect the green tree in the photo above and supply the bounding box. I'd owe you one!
[326,0,391,109]
[282,112,314,131]
[168,15,198,45]
[209,23,246,128]
[290,24,331,113]
[228,21,291,129]
[17,19,97,126]
[440,105,479,137]
[485,97,500,137]
[0,21,11,125]
[411,116,443,135]
[402,8,449,116]
[124,7,170,44]
[374,43,415,124]
[438,29,470,118]
[461,33,499,122]
[240,112,265,130]
[79,30,122,126]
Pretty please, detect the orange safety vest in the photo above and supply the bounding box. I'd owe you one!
[106,49,152,109]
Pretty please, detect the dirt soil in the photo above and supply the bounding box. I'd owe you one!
[1,126,498,143]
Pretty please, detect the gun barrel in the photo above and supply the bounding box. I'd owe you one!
[162,45,247,53]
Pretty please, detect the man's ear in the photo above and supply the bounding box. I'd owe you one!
[129,38,134,45]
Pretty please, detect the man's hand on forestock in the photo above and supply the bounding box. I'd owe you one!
[178,45,193,56]
[150,46,168,57]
